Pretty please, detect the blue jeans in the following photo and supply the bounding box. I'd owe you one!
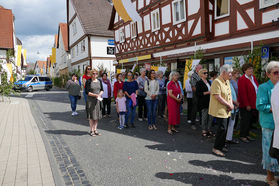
[125,98,136,125]
[146,99,158,125]
[83,90,87,103]
[69,95,78,112]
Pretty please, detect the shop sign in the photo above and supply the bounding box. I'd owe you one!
[108,39,115,46]
[261,46,269,60]
[145,63,151,70]
[107,47,115,55]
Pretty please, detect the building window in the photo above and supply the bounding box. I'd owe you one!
[72,22,77,35]
[130,22,137,39]
[172,0,186,25]
[81,40,86,52]
[260,0,279,8]
[119,27,125,43]
[151,9,160,32]
[71,47,75,58]
[76,44,79,56]
[215,0,230,19]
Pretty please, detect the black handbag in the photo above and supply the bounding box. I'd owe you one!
[269,132,279,162]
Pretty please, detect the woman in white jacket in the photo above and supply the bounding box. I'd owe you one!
[144,70,159,130]
[185,71,193,123]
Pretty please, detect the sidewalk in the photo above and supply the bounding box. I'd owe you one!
[0,97,55,186]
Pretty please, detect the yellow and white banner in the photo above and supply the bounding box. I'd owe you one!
[16,45,22,67]
[112,0,142,22]
[51,48,56,64]
[183,59,192,90]
[23,49,27,66]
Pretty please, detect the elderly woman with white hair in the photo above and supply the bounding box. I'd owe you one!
[256,61,279,186]
[137,68,148,121]
[167,71,182,135]
[209,64,234,157]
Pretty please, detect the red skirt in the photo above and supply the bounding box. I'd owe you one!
[167,96,180,125]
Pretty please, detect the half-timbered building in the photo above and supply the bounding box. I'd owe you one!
[109,0,279,72]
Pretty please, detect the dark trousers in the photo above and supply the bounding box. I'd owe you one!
[214,117,228,150]
[157,94,166,116]
[239,108,254,138]
[187,98,192,120]
[102,98,111,115]
[138,95,147,119]
[191,95,199,125]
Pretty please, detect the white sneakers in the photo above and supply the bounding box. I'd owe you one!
[72,111,78,116]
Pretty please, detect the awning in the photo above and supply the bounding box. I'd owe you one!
[112,0,142,22]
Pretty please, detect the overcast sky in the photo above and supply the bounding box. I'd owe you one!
[0,0,66,63]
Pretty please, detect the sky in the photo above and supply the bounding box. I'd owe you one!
[0,0,66,63]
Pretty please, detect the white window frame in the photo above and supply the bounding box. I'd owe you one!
[76,43,79,56]
[260,0,279,9]
[71,47,75,58]
[172,0,186,25]
[151,9,160,32]
[72,22,77,35]
[214,0,230,20]
[119,27,125,43]
[81,40,86,52]
[130,22,137,39]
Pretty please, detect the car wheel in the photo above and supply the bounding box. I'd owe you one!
[27,86,33,92]
[45,87,50,91]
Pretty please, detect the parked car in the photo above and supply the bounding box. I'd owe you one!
[14,75,53,92]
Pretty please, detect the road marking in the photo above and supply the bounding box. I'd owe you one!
[25,93,34,98]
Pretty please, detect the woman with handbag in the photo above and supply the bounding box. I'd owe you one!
[66,73,81,116]
[256,61,279,186]
[196,69,213,137]
[167,71,182,135]
[123,71,139,128]
[85,69,104,137]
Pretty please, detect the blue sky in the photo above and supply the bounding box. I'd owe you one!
[0,0,66,63]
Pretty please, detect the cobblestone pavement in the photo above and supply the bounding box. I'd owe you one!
[0,97,55,186]
[21,90,270,186]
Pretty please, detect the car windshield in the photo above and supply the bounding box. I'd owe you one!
[23,77,33,81]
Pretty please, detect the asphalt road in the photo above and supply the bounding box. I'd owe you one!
[22,89,267,186]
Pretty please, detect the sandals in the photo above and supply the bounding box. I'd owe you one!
[153,125,157,130]
[94,130,101,136]
[240,137,249,143]
[167,130,173,135]
[208,131,216,137]
[90,131,96,137]
[90,130,101,137]
[212,148,225,157]
[171,129,179,133]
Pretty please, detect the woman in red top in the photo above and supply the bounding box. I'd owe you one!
[113,73,124,100]
[238,63,259,143]
[167,72,182,135]
[82,66,91,103]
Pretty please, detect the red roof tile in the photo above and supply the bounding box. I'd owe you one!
[0,7,14,49]
[36,61,47,70]
[59,23,69,51]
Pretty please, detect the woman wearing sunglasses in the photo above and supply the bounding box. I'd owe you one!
[256,61,279,186]
[196,69,213,137]
[85,69,104,136]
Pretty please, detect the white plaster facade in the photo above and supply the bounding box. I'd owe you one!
[68,0,115,75]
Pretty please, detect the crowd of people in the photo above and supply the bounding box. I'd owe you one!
[66,61,279,185]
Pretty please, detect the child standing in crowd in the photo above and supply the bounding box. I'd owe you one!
[116,89,127,130]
